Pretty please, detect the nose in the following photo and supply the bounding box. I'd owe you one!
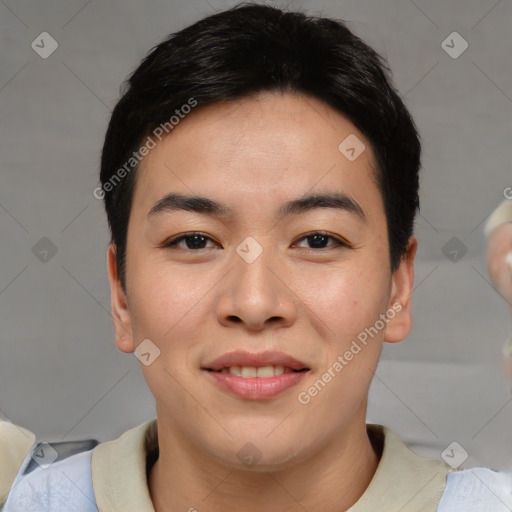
[215,241,298,331]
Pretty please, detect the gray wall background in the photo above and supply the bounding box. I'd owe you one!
[1,0,512,470]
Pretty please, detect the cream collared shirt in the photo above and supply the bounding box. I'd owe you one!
[91,419,452,512]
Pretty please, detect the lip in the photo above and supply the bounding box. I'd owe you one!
[202,350,310,400]
[202,350,309,371]
[205,370,308,400]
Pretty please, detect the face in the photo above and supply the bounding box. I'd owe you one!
[108,91,416,470]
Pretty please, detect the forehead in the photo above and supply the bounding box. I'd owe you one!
[133,92,384,226]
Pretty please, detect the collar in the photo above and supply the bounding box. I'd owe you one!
[349,424,452,511]
[91,419,451,512]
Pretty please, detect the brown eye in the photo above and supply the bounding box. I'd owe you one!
[163,232,217,250]
[294,232,348,249]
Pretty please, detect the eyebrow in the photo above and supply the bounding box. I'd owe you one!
[148,191,367,223]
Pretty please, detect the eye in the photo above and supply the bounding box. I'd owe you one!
[293,231,349,250]
[161,232,218,250]
[161,231,349,251]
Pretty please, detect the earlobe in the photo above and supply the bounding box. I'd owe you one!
[107,244,135,353]
[384,235,417,344]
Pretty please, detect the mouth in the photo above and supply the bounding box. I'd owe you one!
[206,366,309,377]
[202,351,310,400]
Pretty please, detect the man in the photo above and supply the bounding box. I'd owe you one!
[3,4,512,511]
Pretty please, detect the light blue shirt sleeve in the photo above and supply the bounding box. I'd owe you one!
[3,449,98,512]
[437,467,512,511]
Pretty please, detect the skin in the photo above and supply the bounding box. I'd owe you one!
[486,222,512,391]
[486,223,512,310]
[107,91,417,512]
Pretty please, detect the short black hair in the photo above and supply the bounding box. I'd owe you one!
[100,3,420,290]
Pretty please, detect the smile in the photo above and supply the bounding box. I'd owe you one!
[209,365,308,378]
[202,350,311,400]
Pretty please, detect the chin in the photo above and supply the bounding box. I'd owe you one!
[206,433,315,473]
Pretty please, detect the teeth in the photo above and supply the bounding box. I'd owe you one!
[256,366,274,378]
[229,366,241,376]
[274,365,284,376]
[218,365,289,378]
[241,366,257,378]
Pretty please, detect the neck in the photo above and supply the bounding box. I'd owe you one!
[149,407,380,512]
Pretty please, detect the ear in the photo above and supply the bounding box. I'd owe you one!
[107,243,135,353]
[384,235,417,343]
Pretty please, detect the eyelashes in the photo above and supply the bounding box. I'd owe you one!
[162,232,216,250]
[161,231,350,251]
[293,232,349,250]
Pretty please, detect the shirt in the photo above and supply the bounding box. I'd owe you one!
[2,419,512,511]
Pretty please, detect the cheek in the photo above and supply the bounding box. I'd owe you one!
[294,261,389,340]
[127,257,207,342]
[128,265,209,394]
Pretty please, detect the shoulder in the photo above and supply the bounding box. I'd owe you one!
[437,466,512,511]
[2,419,157,512]
[3,437,99,512]
[0,421,36,507]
